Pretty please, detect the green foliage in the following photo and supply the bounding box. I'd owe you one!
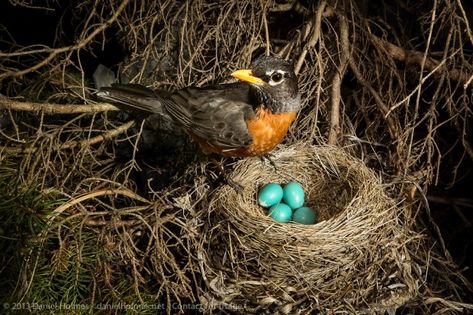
[0,161,162,314]
[0,161,59,302]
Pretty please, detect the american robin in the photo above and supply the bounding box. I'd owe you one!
[97,56,301,157]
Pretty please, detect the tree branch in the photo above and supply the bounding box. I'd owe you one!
[0,96,119,114]
[372,35,472,84]
[0,0,131,80]
[1,120,134,154]
[294,1,326,75]
[328,14,349,145]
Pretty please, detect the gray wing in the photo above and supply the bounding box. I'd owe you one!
[98,83,255,150]
[164,87,255,149]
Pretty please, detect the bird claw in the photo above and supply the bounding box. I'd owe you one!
[210,158,245,194]
[260,154,278,170]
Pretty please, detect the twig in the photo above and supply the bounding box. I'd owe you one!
[0,96,119,114]
[371,35,472,84]
[447,102,473,161]
[269,1,295,12]
[424,297,473,311]
[0,0,131,80]
[268,0,309,15]
[455,0,473,48]
[384,58,447,118]
[1,120,135,154]
[84,218,141,227]
[455,0,473,88]
[412,182,450,259]
[328,14,349,145]
[346,40,401,140]
[294,1,326,74]
[261,0,271,56]
[49,189,150,219]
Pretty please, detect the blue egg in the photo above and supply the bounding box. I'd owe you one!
[269,203,293,223]
[258,183,283,207]
[282,182,305,209]
[293,207,317,225]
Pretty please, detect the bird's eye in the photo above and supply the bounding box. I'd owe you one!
[271,72,283,83]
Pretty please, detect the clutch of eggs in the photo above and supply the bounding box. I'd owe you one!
[258,182,317,224]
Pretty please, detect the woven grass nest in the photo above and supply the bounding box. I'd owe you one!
[196,143,420,313]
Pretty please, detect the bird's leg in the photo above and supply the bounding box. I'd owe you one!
[260,153,278,170]
[210,158,244,193]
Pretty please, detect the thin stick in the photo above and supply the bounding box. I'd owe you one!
[371,34,472,84]
[294,1,326,74]
[0,96,119,114]
[1,120,135,154]
[0,0,131,80]
[48,189,150,222]
[328,14,349,145]
[261,0,271,56]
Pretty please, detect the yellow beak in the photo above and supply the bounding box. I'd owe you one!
[231,69,264,85]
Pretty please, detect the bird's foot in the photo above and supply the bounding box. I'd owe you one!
[210,158,244,194]
[260,154,278,171]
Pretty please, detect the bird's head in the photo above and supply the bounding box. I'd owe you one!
[231,56,301,114]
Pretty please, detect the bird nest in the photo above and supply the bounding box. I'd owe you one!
[195,144,419,313]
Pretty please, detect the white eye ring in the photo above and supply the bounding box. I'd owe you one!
[268,70,286,86]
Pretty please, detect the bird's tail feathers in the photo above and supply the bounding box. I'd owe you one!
[97,83,165,114]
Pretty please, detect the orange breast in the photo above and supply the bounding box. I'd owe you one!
[189,108,297,157]
[226,108,297,157]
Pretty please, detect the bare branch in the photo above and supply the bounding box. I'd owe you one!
[328,14,349,145]
[1,120,134,154]
[294,1,327,75]
[372,35,472,84]
[0,0,131,80]
[0,96,119,114]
